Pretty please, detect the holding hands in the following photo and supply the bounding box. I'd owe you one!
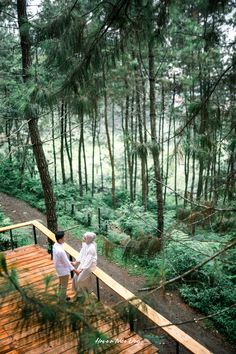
[74,268,82,276]
[71,260,83,276]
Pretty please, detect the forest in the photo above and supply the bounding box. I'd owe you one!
[0,0,235,349]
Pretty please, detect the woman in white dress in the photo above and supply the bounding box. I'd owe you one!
[72,232,97,299]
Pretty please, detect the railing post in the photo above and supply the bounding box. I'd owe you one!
[87,213,91,226]
[128,304,134,332]
[176,341,180,354]
[10,230,14,251]
[48,239,53,259]
[69,255,74,278]
[98,208,101,231]
[96,276,100,301]
[33,225,37,245]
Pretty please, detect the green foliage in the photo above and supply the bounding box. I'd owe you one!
[102,189,129,208]
[0,253,20,296]
[116,203,156,238]
[146,257,170,285]
[142,333,165,348]
[0,252,8,274]
[21,178,44,199]
[213,215,236,232]
[188,100,201,114]
[74,209,92,227]
[0,210,11,227]
[166,244,200,276]
[0,158,45,211]
[0,158,21,195]
[106,230,129,246]
[0,209,32,251]
[0,232,17,251]
[176,207,191,221]
[180,278,236,343]
[222,248,236,283]
[54,183,80,202]
[122,237,162,262]
[19,180,45,212]
[96,206,116,222]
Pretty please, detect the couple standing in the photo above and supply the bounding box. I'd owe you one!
[53,230,97,301]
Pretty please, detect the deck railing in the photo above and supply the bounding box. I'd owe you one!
[0,220,212,354]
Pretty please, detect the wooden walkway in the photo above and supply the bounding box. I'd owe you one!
[0,245,158,354]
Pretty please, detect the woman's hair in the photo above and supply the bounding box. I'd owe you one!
[84,232,96,243]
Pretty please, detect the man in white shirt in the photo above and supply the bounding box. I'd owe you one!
[53,231,79,301]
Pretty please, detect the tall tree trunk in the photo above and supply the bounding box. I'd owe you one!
[197,44,210,201]
[121,104,128,190]
[133,130,138,201]
[112,102,115,159]
[136,70,147,209]
[97,124,104,191]
[133,91,138,200]
[60,102,66,184]
[91,108,97,197]
[190,75,196,203]
[210,133,217,202]
[82,135,88,192]
[104,86,116,208]
[184,98,190,207]
[173,100,178,206]
[149,40,163,239]
[51,110,57,184]
[17,0,57,233]
[204,161,210,201]
[160,83,165,178]
[227,83,236,202]
[141,69,149,198]
[5,119,12,163]
[129,90,135,202]
[215,106,222,203]
[19,134,30,188]
[191,129,196,203]
[15,119,22,163]
[78,112,83,196]
[64,104,73,183]
[164,81,175,203]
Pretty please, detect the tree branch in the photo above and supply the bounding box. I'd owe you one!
[139,236,236,292]
[145,304,236,329]
[151,177,236,212]
[165,64,234,143]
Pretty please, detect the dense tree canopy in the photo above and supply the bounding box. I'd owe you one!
[0,0,236,345]
[1,0,235,231]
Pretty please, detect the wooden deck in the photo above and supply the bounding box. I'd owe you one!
[0,245,158,354]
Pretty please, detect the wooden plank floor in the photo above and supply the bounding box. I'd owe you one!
[0,245,158,354]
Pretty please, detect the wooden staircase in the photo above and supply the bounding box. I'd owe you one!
[0,245,158,354]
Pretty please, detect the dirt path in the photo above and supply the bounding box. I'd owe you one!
[0,192,235,354]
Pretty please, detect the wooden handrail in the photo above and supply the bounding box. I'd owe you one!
[0,220,36,233]
[0,220,212,354]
